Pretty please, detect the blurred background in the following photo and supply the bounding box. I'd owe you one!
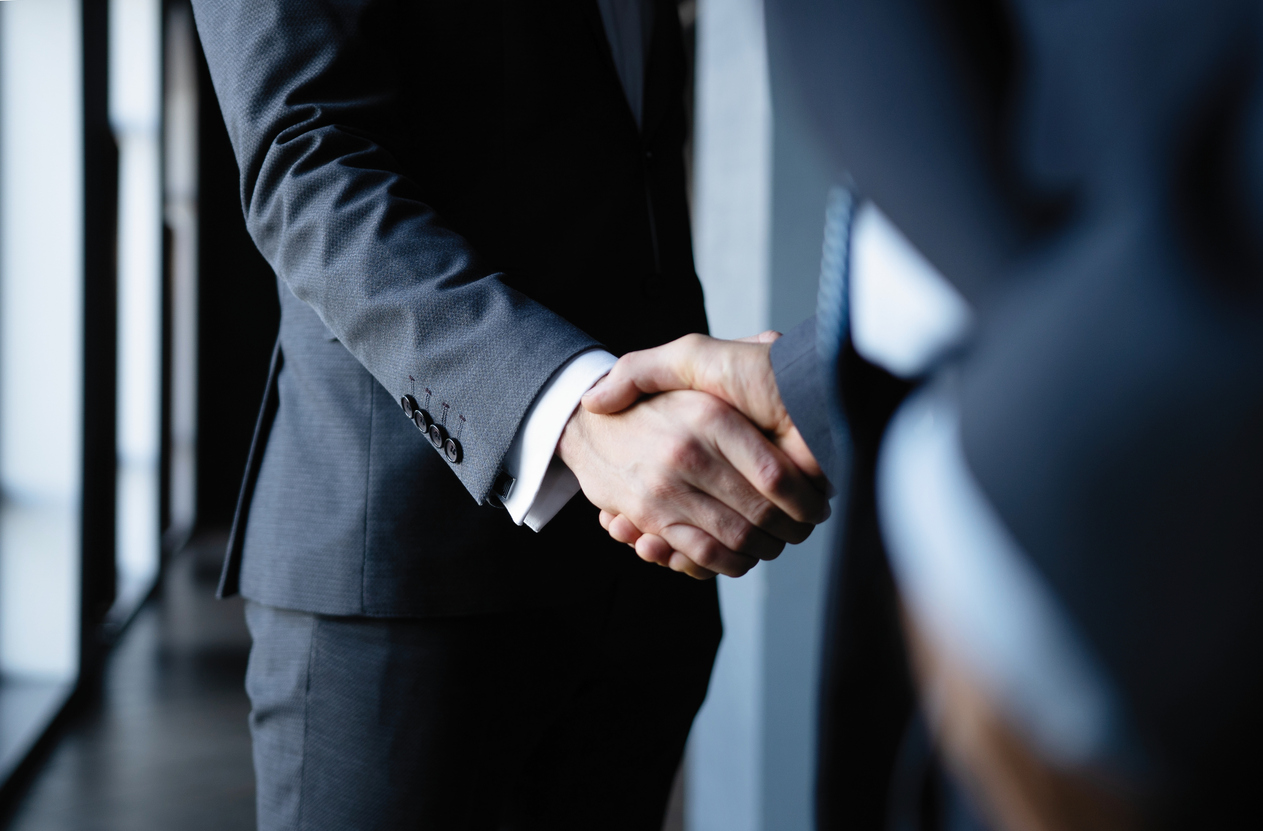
[0,1,840,829]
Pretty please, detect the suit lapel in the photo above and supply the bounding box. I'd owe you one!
[582,0,641,133]
[640,0,680,141]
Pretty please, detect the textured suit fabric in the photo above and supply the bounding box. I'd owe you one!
[768,318,839,486]
[191,0,709,616]
[243,552,721,831]
[767,0,1263,826]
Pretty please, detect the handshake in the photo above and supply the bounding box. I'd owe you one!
[556,332,830,580]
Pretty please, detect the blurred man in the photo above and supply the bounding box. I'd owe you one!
[191,1,827,828]
[587,0,1263,827]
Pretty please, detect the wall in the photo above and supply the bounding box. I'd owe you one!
[687,1,840,829]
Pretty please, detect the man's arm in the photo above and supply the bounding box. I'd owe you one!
[193,0,598,502]
[498,349,618,530]
[192,0,829,564]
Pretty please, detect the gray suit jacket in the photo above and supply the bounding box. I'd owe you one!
[194,0,711,616]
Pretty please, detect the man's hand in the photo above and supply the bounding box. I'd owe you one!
[583,333,823,483]
[579,333,827,575]
[557,389,828,580]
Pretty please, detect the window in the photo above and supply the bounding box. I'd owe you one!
[0,0,87,779]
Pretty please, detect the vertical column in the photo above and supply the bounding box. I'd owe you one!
[111,0,163,611]
[164,2,200,541]
[688,1,838,829]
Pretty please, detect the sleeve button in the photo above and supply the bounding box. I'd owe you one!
[443,437,462,464]
[401,395,418,418]
[427,423,447,449]
[412,409,432,432]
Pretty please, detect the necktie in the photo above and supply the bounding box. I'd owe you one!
[816,185,857,464]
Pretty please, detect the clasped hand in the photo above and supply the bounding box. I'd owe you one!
[555,333,827,580]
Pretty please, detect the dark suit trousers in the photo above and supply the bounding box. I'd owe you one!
[243,559,720,831]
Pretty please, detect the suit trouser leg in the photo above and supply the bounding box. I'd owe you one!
[244,562,720,831]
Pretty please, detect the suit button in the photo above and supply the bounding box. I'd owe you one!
[401,395,418,418]
[412,409,432,432]
[427,423,447,449]
[443,437,462,464]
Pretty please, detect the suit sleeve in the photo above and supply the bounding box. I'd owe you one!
[190,0,600,504]
[770,317,839,485]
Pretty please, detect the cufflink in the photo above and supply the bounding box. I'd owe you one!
[493,471,515,502]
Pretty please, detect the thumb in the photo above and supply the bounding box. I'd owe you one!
[582,339,702,414]
[736,330,782,345]
[581,364,645,414]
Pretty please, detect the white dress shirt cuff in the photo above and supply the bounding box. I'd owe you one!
[849,201,972,378]
[500,348,618,531]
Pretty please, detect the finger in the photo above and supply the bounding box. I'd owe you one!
[632,532,674,566]
[599,510,615,531]
[657,524,759,578]
[682,492,788,555]
[607,513,644,546]
[582,335,711,414]
[705,406,830,528]
[644,394,818,546]
[672,398,826,536]
[659,490,788,560]
[668,551,717,580]
[777,425,829,487]
[735,330,782,344]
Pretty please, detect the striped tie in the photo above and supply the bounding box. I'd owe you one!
[816,185,857,458]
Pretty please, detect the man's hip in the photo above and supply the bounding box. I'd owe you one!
[244,560,720,831]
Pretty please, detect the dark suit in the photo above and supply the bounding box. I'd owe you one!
[766,0,1263,827]
[194,0,706,615]
[191,1,719,827]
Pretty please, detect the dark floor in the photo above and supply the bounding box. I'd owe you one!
[5,534,255,831]
[2,536,687,831]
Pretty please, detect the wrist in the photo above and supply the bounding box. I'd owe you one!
[557,404,594,472]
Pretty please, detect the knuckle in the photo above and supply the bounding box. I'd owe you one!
[629,495,664,531]
[693,394,728,423]
[754,456,791,499]
[728,520,756,553]
[664,436,706,471]
[748,498,781,530]
[690,542,720,569]
[679,333,706,350]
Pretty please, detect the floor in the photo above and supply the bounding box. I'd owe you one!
[2,535,687,831]
[4,535,256,831]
